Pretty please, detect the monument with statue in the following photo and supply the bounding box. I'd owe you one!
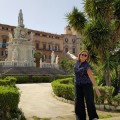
[0,9,59,69]
[0,10,69,76]
[4,9,35,67]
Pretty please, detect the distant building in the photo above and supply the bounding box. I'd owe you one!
[63,26,83,58]
[0,24,82,62]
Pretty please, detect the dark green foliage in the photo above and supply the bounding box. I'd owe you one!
[54,75,74,80]
[84,18,110,49]
[51,78,119,106]
[14,76,53,83]
[84,0,113,19]
[0,86,20,120]
[34,51,43,59]
[66,7,86,33]
[66,0,120,87]
[60,58,75,74]
[34,51,43,68]
[32,76,53,83]
[51,78,74,100]
[0,76,16,87]
[15,76,29,83]
[94,86,114,105]
[9,108,26,120]
[0,76,25,120]
[0,79,15,86]
[114,0,120,20]
[113,93,120,105]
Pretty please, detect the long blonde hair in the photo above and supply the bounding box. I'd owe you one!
[78,50,90,62]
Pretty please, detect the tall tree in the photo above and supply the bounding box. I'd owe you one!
[66,0,120,86]
[34,51,43,68]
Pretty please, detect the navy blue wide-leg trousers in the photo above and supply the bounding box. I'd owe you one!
[75,83,99,120]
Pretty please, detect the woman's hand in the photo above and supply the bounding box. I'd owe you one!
[95,87,101,97]
[66,51,77,60]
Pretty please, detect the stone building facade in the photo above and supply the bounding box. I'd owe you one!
[0,24,82,62]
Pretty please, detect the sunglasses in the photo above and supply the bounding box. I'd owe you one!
[81,54,88,57]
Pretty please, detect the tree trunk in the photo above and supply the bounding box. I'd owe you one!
[113,69,120,96]
[2,109,7,120]
[104,70,111,86]
[36,58,40,68]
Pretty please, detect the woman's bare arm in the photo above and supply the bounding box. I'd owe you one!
[67,51,77,61]
[87,68,97,86]
[87,68,101,97]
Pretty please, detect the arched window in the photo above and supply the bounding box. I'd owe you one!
[65,38,68,43]
[72,39,76,43]
[65,48,68,53]
[72,48,75,54]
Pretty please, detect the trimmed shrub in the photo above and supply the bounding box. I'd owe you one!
[54,75,74,80]
[94,86,114,105]
[0,86,20,120]
[10,76,53,84]
[105,86,114,105]
[9,108,26,120]
[94,86,106,104]
[51,78,74,100]
[113,93,120,106]
[15,76,29,84]
[0,77,16,87]
[32,76,53,83]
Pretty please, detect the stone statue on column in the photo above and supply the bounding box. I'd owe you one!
[14,28,19,39]
[30,32,34,42]
[51,51,55,64]
[12,47,18,61]
[40,58,42,68]
[18,9,24,27]
[8,32,13,42]
[55,55,59,64]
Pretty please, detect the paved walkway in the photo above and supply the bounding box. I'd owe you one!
[17,83,75,120]
[17,83,120,120]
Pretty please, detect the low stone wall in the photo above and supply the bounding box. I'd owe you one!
[95,104,120,111]
[51,91,120,112]
[0,61,59,69]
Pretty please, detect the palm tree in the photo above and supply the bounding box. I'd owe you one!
[66,0,120,86]
[111,41,120,95]
[65,7,87,35]
[34,51,43,68]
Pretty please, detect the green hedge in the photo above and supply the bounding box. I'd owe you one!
[15,76,29,84]
[113,93,120,106]
[51,78,120,106]
[51,78,74,100]
[0,76,16,86]
[0,75,74,84]
[10,76,53,83]
[54,75,74,80]
[0,86,20,120]
[9,108,26,120]
[94,86,114,105]
[32,76,53,83]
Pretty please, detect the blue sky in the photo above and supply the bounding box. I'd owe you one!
[0,0,83,34]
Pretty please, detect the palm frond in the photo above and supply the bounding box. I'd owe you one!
[84,17,110,49]
[84,0,113,21]
[65,7,87,34]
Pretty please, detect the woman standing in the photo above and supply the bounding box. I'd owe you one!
[67,50,101,120]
